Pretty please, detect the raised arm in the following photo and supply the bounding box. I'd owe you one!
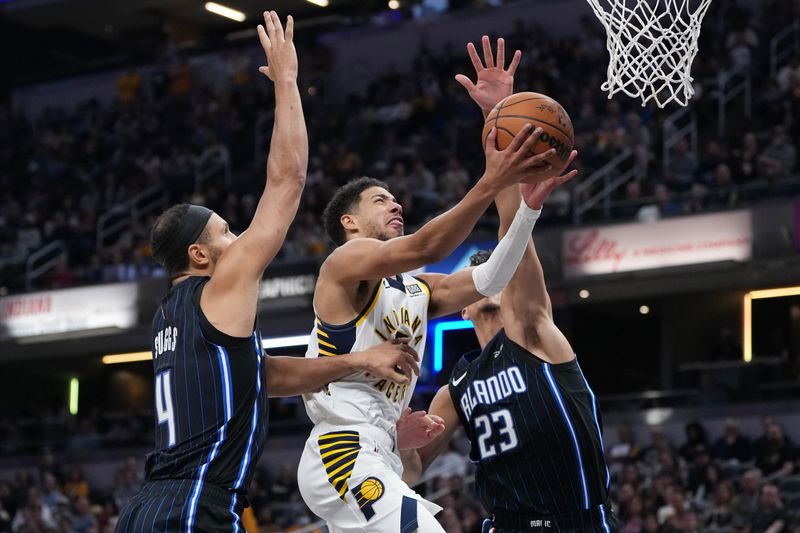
[202,12,308,336]
[322,125,547,285]
[496,160,577,361]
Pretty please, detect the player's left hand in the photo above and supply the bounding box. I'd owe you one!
[456,35,522,117]
[355,339,420,385]
[396,408,446,450]
[520,150,579,210]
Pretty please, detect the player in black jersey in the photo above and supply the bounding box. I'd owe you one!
[116,12,419,533]
[399,37,617,532]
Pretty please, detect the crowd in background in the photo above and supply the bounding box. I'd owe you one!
[2,417,800,532]
[0,0,798,293]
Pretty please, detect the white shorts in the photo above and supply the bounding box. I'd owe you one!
[297,423,444,533]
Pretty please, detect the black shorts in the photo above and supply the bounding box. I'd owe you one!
[116,479,246,532]
[484,503,619,533]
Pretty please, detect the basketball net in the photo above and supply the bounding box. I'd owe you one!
[585,0,713,107]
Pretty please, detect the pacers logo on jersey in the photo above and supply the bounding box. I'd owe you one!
[351,477,384,520]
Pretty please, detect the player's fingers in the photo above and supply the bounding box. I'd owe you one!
[554,169,578,187]
[270,11,285,42]
[519,126,544,155]
[257,24,271,52]
[396,341,419,362]
[496,37,505,69]
[389,370,410,385]
[508,50,522,75]
[428,414,445,425]
[258,66,272,79]
[481,35,494,68]
[524,149,556,168]
[408,410,427,421]
[265,11,277,40]
[454,74,476,94]
[562,149,578,170]
[466,41,483,72]
[402,352,421,376]
[506,123,533,153]
[285,15,294,41]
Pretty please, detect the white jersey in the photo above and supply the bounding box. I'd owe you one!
[303,273,431,437]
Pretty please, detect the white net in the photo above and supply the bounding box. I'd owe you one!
[585,0,713,107]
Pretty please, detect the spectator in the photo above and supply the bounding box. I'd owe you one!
[759,125,797,179]
[751,484,788,533]
[666,138,698,190]
[70,496,97,533]
[754,422,795,480]
[776,55,800,94]
[703,480,735,531]
[62,466,89,500]
[713,418,752,463]
[39,473,66,513]
[732,468,763,522]
[679,422,710,464]
[10,487,56,532]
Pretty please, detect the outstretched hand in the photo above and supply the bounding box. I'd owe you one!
[483,126,560,189]
[396,408,446,450]
[520,150,579,210]
[257,11,298,83]
[455,36,522,116]
[353,340,420,385]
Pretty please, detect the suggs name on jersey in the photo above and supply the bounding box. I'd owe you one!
[458,366,527,420]
[154,326,178,358]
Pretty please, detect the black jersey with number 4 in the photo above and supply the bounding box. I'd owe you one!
[449,329,610,520]
[146,276,268,505]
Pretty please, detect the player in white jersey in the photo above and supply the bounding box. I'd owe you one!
[296,39,572,533]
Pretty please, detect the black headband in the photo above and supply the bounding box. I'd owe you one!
[153,205,214,269]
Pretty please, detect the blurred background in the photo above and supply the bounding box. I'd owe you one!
[1,0,800,531]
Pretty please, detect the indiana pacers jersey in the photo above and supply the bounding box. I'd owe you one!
[303,273,431,436]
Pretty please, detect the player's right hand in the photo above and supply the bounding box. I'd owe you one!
[257,11,298,83]
[354,339,420,385]
[482,125,558,189]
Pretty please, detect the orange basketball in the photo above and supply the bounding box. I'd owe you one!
[482,92,574,177]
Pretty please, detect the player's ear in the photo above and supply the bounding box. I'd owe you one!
[461,307,470,321]
[340,214,358,233]
[187,243,211,267]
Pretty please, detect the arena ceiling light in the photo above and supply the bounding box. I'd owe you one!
[742,286,800,363]
[102,351,152,364]
[205,2,247,22]
[305,0,330,7]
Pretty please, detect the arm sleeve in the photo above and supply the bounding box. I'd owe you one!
[471,201,541,297]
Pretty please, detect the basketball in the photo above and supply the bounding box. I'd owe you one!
[359,478,384,501]
[482,92,574,176]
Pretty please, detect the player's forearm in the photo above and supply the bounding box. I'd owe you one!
[266,80,308,189]
[496,184,523,236]
[409,179,498,264]
[399,449,423,486]
[266,354,362,397]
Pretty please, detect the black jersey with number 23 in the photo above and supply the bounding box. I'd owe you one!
[449,329,612,530]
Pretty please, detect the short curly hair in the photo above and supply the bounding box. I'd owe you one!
[468,250,492,267]
[322,177,389,246]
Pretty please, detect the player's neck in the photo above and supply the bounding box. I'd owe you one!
[472,319,502,349]
[172,266,215,285]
